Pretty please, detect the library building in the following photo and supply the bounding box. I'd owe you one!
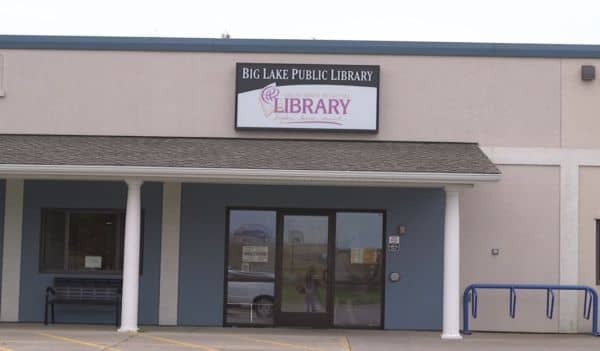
[0,35,599,339]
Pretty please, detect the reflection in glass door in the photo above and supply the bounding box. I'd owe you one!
[225,210,276,325]
[276,214,331,327]
[334,212,384,327]
[225,209,384,328]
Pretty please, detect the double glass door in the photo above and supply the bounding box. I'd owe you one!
[225,209,384,328]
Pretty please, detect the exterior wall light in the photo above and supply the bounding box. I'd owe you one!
[389,272,401,282]
[582,65,596,81]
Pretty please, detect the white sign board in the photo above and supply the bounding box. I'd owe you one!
[84,256,102,269]
[236,63,380,132]
[242,246,269,263]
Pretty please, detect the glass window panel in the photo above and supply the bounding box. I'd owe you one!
[226,210,276,325]
[67,212,119,272]
[334,212,384,327]
[41,210,66,271]
[39,209,137,274]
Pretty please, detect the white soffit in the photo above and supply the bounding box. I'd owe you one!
[0,164,500,187]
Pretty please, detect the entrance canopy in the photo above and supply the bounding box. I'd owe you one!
[0,135,499,186]
[0,134,500,336]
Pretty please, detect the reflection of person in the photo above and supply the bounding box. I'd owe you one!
[304,266,319,312]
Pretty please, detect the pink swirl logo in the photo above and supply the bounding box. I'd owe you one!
[260,83,279,104]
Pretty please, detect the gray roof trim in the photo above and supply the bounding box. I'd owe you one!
[0,135,500,178]
[1,35,600,58]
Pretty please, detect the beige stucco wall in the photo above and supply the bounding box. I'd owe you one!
[2,46,600,332]
[561,59,600,148]
[461,165,560,332]
[578,166,600,332]
[0,50,561,147]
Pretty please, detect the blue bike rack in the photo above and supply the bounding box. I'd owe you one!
[462,284,599,336]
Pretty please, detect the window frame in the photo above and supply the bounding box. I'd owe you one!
[223,206,386,329]
[39,208,144,275]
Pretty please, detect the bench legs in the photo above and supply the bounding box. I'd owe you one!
[44,303,55,325]
[115,301,121,328]
[43,302,120,327]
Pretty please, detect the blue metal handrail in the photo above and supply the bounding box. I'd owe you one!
[463,284,599,336]
[509,287,517,319]
[546,288,555,319]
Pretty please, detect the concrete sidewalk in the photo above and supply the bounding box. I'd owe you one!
[0,324,597,351]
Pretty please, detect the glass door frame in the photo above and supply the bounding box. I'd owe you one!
[223,206,387,329]
[274,210,335,328]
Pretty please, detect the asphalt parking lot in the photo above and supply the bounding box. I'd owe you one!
[0,324,597,351]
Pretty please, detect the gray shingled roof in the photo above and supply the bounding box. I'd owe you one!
[0,135,499,174]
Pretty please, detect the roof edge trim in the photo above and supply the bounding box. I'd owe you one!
[0,164,500,186]
[1,35,600,58]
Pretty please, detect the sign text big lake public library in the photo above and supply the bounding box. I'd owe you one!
[235,63,380,132]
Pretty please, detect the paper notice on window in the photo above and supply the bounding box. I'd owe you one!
[241,262,250,272]
[350,248,364,264]
[362,248,378,264]
[242,246,269,263]
[85,256,102,269]
[351,248,378,264]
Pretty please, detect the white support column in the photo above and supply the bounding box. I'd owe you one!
[119,179,143,332]
[158,182,181,325]
[559,158,579,332]
[442,187,462,340]
[1,179,24,322]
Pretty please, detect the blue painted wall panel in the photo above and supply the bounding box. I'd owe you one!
[178,184,444,330]
[18,180,162,325]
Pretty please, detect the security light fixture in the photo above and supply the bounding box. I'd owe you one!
[582,65,596,81]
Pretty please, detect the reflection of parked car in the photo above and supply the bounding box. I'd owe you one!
[228,269,274,318]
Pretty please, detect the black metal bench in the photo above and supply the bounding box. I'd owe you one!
[45,278,122,327]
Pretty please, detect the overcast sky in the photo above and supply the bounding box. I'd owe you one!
[1,0,599,44]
